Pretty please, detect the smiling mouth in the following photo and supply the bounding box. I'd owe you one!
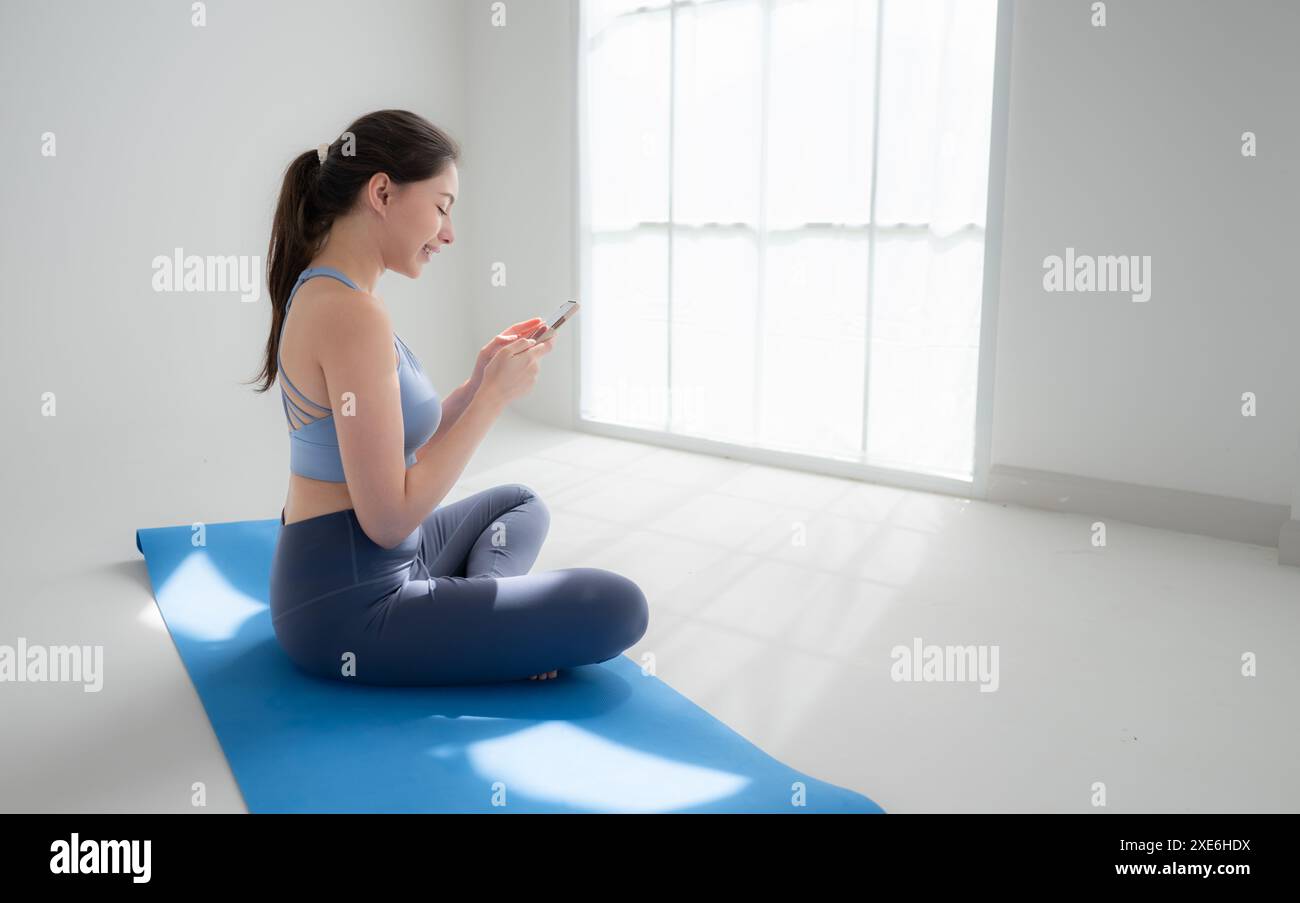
[421,242,440,257]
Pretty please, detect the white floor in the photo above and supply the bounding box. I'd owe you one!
[3,410,1298,813]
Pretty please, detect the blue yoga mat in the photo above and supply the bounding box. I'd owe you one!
[135,517,885,814]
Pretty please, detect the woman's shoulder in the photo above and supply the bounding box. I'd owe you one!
[296,279,393,362]
[297,278,389,329]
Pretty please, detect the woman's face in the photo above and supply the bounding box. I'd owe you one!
[383,162,458,278]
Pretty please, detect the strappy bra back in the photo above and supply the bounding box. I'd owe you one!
[277,266,442,483]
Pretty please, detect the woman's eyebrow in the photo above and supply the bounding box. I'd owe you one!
[440,191,456,205]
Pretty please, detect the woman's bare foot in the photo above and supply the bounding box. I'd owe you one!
[528,670,558,681]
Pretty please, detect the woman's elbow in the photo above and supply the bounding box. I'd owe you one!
[352,506,409,551]
[370,528,408,552]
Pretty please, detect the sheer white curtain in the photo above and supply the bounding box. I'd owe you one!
[580,0,999,481]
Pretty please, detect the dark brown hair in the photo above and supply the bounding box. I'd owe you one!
[246,109,460,393]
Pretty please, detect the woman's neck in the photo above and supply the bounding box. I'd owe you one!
[311,219,385,295]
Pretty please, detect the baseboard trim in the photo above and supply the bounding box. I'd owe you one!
[986,464,1291,553]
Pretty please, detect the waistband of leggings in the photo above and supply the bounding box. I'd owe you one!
[278,506,355,531]
[277,505,423,564]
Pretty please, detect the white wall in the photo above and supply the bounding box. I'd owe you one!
[462,0,581,426]
[991,0,1300,507]
[0,0,471,524]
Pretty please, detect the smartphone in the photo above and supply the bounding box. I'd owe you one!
[527,300,580,343]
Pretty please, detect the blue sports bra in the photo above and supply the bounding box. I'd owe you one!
[277,267,442,482]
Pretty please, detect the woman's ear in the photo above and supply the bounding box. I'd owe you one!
[367,172,392,215]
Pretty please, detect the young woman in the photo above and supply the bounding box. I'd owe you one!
[247,110,648,686]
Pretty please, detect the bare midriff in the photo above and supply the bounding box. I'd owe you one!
[282,476,356,526]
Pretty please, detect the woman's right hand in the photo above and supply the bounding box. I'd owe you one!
[479,335,554,407]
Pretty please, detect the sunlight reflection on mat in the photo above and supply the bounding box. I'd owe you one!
[465,721,750,813]
[161,552,263,642]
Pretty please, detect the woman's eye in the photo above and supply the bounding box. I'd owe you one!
[438,207,448,217]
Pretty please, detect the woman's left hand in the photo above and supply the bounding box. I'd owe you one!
[470,317,545,390]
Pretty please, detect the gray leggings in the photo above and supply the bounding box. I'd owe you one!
[269,484,650,686]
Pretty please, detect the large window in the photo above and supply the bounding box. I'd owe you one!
[578,0,1000,481]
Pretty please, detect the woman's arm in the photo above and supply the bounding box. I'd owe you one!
[415,317,545,461]
[316,293,539,550]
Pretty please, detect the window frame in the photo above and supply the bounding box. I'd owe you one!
[572,0,1014,499]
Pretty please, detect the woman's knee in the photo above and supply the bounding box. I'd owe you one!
[574,567,649,652]
[507,482,549,530]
